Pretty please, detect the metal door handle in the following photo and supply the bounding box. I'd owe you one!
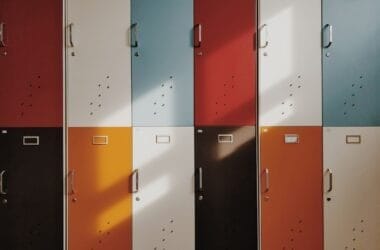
[326,169,333,193]
[194,24,202,48]
[259,24,269,48]
[68,23,74,47]
[68,170,76,195]
[131,23,139,48]
[131,169,139,193]
[323,24,333,48]
[263,168,270,193]
[0,170,7,195]
[0,22,5,47]
[198,167,203,191]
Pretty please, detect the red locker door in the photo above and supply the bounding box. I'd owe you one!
[0,0,63,127]
[260,127,323,250]
[194,0,257,126]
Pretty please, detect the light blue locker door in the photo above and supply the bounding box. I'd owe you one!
[323,0,380,126]
[131,0,194,126]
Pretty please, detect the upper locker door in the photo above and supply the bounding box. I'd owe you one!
[260,127,323,250]
[133,127,194,250]
[194,0,256,126]
[131,0,193,126]
[324,128,380,249]
[195,126,257,250]
[67,0,131,127]
[68,128,132,250]
[0,128,63,250]
[259,0,321,126]
[323,0,380,126]
[0,0,63,127]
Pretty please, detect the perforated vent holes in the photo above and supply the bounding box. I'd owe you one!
[19,75,43,118]
[153,218,175,250]
[282,218,305,250]
[343,75,365,117]
[89,75,111,117]
[152,76,175,117]
[214,75,236,117]
[344,219,366,250]
[90,220,113,250]
[280,75,303,117]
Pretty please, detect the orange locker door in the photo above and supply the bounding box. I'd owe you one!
[68,128,132,250]
[260,127,323,250]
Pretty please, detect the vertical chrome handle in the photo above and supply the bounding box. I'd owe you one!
[323,24,333,48]
[0,170,7,195]
[263,168,270,193]
[132,169,139,193]
[68,23,74,48]
[0,22,5,47]
[194,24,202,48]
[68,170,76,195]
[259,24,269,48]
[198,167,203,191]
[326,169,333,193]
[131,23,139,48]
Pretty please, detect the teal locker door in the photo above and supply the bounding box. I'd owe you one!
[323,0,380,126]
[131,0,194,126]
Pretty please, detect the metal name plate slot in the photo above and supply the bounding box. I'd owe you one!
[284,134,299,144]
[23,136,40,146]
[346,135,361,144]
[156,135,170,144]
[92,136,109,145]
[218,134,234,143]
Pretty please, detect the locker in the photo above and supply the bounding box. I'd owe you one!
[131,0,194,126]
[323,0,380,126]
[324,127,380,249]
[133,127,195,250]
[66,0,131,127]
[259,0,322,126]
[68,128,132,250]
[195,126,257,250]
[260,127,323,250]
[0,128,63,250]
[0,0,63,127]
[194,0,257,126]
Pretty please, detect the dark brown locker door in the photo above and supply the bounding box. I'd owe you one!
[195,126,257,250]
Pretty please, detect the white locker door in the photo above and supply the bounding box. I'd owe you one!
[259,0,322,126]
[66,0,131,126]
[133,127,195,250]
[324,127,380,250]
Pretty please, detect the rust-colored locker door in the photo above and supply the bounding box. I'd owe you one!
[260,127,323,250]
[194,0,257,126]
[68,128,132,250]
[0,0,63,127]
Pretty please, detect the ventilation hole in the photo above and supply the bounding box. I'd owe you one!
[153,102,157,105]
[98,84,101,87]
[90,102,93,105]
[361,220,364,223]
[98,104,101,107]
[170,230,173,233]
[281,112,285,115]
[154,112,157,115]
[298,220,303,223]
[98,230,102,233]
[169,76,173,79]
[162,239,166,242]
[161,84,165,87]
[289,93,293,97]
[282,102,285,105]
[162,228,165,232]
[290,238,294,242]
[98,94,101,97]
[107,86,110,89]
[107,232,110,235]
[352,104,355,107]
[352,84,355,87]
[290,229,294,232]
[298,86,301,88]
[98,240,102,244]
[29,94,32,97]
[161,94,165,97]
[170,219,174,223]
[352,94,355,97]
[90,112,93,115]
[289,84,293,87]
[353,228,356,231]
[289,104,293,107]
[161,104,165,107]
[37,76,41,79]
[360,76,363,79]
[298,75,301,78]
[21,102,24,106]
[352,238,356,241]
[29,104,32,107]
[224,104,227,106]
[361,230,364,233]
[106,76,110,79]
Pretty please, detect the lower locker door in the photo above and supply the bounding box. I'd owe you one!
[324,127,380,250]
[133,127,195,250]
[68,128,132,250]
[260,127,323,250]
[195,126,257,250]
[0,128,63,250]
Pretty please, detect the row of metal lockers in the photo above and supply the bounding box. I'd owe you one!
[0,0,380,249]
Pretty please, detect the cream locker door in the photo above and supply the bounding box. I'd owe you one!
[66,0,131,126]
[324,127,380,250]
[132,127,195,250]
[259,0,322,126]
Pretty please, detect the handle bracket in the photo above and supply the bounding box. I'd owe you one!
[194,24,202,48]
[0,170,7,195]
[131,23,139,48]
[263,168,270,193]
[131,169,139,193]
[326,169,333,193]
[259,24,269,48]
[323,24,333,48]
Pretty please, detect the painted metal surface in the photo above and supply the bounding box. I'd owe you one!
[195,126,257,250]
[260,126,323,250]
[324,127,380,249]
[194,0,256,126]
[131,0,194,126]
[323,0,380,126]
[0,0,63,127]
[68,128,132,250]
[259,0,322,126]
[0,128,63,249]
[66,0,131,127]
[132,127,195,250]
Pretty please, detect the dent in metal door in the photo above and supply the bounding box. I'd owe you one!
[195,126,257,250]
[194,0,256,126]
[324,127,380,249]
[67,0,131,127]
[0,128,63,250]
[133,127,195,250]
[0,0,63,127]
[260,126,323,250]
[259,0,322,126]
[132,0,194,126]
[68,128,132,250]
[323,0,380,126]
